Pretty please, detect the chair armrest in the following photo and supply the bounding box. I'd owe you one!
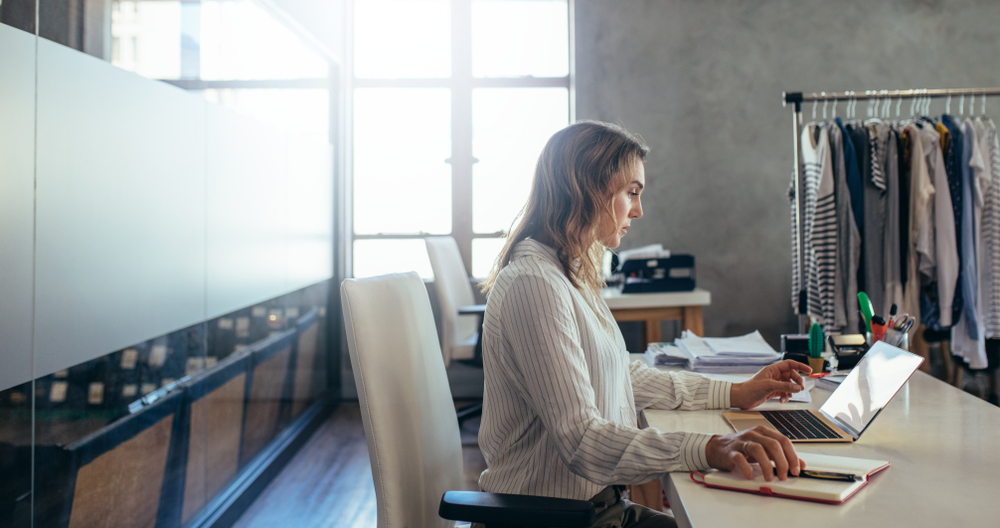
[458,304,487,316]
[439,490,596,527]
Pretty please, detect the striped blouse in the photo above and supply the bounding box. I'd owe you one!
[477,238,731,501]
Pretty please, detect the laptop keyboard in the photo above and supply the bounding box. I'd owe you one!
[759,410,842,440]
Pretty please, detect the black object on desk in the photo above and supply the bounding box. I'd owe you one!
[619,254,696,293]
[828,334,869,370]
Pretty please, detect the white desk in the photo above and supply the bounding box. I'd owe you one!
[601,288,711,346]
[631,354,1000,527]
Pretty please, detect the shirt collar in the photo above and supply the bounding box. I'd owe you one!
[511,238,561,267]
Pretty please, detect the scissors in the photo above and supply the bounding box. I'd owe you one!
[894,314,915,331]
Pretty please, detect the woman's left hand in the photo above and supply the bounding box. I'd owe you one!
[730,360,812,409]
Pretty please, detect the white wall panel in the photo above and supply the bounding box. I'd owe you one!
[206,105,289,318]
[34,40,207,378]
[287,138,333,291]
[0,26,37,392]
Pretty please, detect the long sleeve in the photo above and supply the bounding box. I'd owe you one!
[629,360,730,413]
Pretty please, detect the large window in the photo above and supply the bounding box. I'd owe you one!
[351,0,571,279]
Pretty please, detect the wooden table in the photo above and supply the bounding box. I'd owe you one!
[601,288,710,346]
[632,354,1000,528]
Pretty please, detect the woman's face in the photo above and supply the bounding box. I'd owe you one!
[599,161,645,249]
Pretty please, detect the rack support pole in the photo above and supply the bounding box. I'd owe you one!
[791,102,806,330]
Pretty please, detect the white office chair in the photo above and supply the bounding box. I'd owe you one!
[425,237,480,367]
[340,272,594,528]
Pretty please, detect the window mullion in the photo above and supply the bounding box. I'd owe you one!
[450,0,474,275]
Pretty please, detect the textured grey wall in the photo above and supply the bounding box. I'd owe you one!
[576,0,1000,345]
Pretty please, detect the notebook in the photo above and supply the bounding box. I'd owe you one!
[693,452,890,504]
[722,342,924,442]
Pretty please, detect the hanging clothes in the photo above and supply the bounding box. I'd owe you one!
[983,120,1000,338]
[829,123,860,332]
[902,123,935,336]
[800,124,838,330]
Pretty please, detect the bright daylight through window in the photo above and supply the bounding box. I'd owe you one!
[352,0,570,279]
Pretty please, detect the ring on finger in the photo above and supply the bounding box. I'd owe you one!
[741,441,751,455]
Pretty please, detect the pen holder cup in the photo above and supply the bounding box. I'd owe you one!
[808,356,825,374]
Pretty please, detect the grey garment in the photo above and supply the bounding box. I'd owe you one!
[882,124,902,315]
[848,122,885,310]
[473,486,677,528]
[828,123,859,332]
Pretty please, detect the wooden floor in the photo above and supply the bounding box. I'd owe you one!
[232,403,486,528]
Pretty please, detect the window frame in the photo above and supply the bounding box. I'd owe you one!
[348,0,575,277]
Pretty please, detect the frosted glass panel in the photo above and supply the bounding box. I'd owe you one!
[0,24,36,392]
[206,104,289,319]
[353,88,452,235]
[472,0,568,78]
[35,39,207,378]
[353,239,433,279]
[354,0,450,79]
[202,88,329,143]
[288,138,334,290]
[472,88,568,234]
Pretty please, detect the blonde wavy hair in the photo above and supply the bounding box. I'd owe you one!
[480,121,649,294]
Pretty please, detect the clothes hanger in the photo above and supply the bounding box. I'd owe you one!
[832,95,838,119]
[822,93,829,121]
[812,93,818,121]
[946,93,952,115]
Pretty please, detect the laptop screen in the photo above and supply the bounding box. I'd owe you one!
[819,341,924,437]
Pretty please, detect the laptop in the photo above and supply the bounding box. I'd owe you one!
[722,341,924,442]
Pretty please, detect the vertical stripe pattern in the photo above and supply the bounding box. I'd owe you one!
[478,239,730,501]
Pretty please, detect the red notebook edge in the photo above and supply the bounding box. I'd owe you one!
[688,462,890,505]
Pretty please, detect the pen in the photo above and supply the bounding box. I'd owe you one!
[774,468,864,482]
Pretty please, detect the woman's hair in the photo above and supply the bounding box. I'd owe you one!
[480,121,649,294]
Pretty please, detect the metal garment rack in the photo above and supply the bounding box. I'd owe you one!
[781,87,1000,323]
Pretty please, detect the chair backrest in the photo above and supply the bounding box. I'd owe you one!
[181,349,252,524]
[62,389,184,528]
[240,329,296,466]
[425,236,478,366]
[341,272,465,528]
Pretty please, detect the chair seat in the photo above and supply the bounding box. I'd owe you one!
[439,490,596,528]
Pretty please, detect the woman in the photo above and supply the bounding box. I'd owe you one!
[476,121,810,528]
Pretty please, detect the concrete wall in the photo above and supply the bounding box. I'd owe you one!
[575,0,1000,345]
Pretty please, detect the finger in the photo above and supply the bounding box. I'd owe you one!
[745,442,773,481]
[789,360,813,374]
[787,369,805,386]
[754,428,800,477]
[768,380,803,393]
[757,437,790,480]
[731,452,754,480]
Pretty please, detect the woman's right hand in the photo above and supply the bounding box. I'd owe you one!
[705,427,806,481]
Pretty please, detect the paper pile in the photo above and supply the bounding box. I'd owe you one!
[645,342,691,368]
[675,330,782,374]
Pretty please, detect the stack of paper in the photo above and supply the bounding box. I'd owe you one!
[675,331,782,374]
[645,342,691,368]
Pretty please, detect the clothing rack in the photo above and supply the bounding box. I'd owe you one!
[781,87,1000,325]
